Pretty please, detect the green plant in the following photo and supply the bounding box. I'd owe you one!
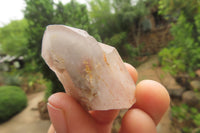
[104,32,137,64]
[158,47,186,75]
[2,71,22,86]
[89,0,115,39]
[171,104,189,122]
[0,86,27,123]
[0,19,28,56]
[24,0,65,94]
[44,81,53,102]
[171,104,200,132]
[89,0,158,40]
[194,114,200,127]
[182,127,192,133]
[158,0,200,76]
[105,32,132,55]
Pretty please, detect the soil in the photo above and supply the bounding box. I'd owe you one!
[131,25,173,56]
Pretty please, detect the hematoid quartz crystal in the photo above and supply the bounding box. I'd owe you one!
[41,25,136,110]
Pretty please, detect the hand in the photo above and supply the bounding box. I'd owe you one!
[47,63,170,133]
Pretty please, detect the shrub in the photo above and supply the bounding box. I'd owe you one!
[158,0,200,77]
[105,32,135,57]
[158,47,186,76]
[0,86,27,123]
[104,32,139,65]
[171,104,200,132]
[2,73,22,86]
[44,81,53,102]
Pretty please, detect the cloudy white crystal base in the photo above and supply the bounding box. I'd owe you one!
[42,25,136,110]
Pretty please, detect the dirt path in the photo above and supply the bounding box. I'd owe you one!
[137,55,181,89]
[0,91,51,133]
[136,55,181,133]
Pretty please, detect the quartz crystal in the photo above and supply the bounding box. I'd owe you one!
[42,25,136,110]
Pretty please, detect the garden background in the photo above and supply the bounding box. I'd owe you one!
[0,0,200,133]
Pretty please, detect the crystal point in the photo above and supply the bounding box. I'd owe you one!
[42,25,136,110]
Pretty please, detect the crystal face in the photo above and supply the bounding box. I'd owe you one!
[42,25,136,110]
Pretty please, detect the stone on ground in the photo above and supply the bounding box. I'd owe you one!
[190,80,200,91]
[182,90,199,106]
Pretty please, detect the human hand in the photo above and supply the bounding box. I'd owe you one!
[47,63,170,133]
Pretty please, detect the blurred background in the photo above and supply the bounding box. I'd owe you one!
[0,0,200,133]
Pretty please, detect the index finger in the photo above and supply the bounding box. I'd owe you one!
[119,80,170,133]
[132,80,170,125]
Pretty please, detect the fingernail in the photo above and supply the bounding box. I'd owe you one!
[47,102,68,133]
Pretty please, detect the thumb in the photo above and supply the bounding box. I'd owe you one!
[47,92,96,133]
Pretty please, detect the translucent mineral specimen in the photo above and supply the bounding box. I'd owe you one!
[42,25,136,110]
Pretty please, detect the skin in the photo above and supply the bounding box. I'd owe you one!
[47,63,170,133]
